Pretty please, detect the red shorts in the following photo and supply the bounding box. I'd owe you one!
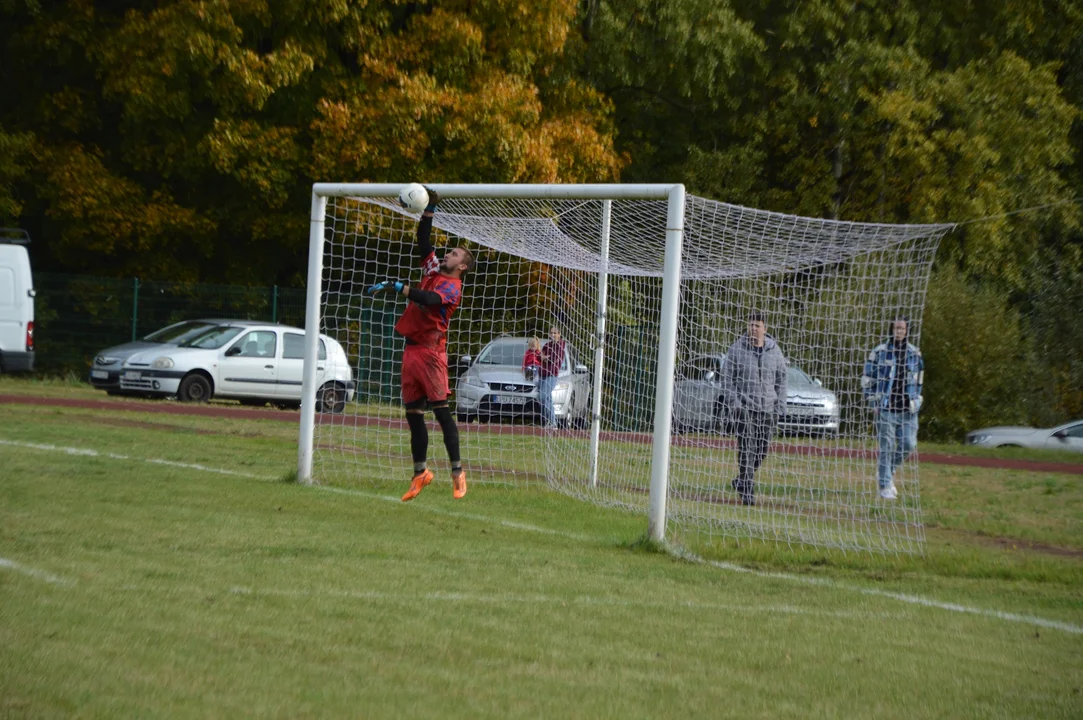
[401,345,450,405]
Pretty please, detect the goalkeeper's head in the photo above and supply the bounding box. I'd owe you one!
[441,246,475,277]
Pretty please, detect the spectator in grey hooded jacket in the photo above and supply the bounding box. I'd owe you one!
[722,311,788,506]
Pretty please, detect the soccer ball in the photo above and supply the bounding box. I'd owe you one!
[398,183,429,213]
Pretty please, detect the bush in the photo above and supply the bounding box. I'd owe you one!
[920,266,1033,441]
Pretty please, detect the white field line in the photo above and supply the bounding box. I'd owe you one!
[0,557,75,586]
[0,439,270,479]
[697,557,1083,635]
[3,437,1081,635]
[317,485,598,542]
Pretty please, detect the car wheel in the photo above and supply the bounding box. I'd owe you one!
[315,382,347,414]
[178,373,212,403]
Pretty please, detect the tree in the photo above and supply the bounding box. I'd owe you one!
[578,0,1083,433]
[0,0,624,282]
[0,126,34,223]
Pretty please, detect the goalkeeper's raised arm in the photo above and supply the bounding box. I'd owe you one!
[415,187,441,266]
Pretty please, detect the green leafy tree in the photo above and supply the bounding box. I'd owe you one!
[921,265,1033,441]
[579,0,1083,432]
[0,127,34,223]
[1,0,624,282]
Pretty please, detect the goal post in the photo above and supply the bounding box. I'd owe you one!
[588,200,612,491]
[648,184,686,541]
[297,191,327,483]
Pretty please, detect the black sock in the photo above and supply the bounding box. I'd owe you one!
[406,412,428,472]
[432,406,461,472]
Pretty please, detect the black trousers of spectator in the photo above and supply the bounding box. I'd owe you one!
[735,410,776,498]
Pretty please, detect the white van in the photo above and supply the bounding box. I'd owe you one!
[0,229,35,373]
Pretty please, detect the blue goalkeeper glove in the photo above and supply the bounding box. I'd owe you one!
[367,280,405,295]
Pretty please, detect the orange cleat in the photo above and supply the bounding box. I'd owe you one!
[452,470,468,499]
[401,469,434,502]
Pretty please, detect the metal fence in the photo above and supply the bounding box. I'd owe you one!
[31,273,656,428]
[34,273,308,375]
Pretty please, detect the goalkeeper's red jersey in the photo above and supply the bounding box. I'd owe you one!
[394,251,462,349]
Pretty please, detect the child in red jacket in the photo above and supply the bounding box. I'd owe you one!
[523,337,542,382]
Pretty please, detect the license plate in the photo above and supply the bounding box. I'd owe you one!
[90,370,109,379]
[123,371,142,380]
[492,395,526,406]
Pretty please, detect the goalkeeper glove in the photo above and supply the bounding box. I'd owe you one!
[367,280,405,295]
[424,187,440,212]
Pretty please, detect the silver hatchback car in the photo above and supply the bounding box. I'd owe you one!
[89,319,231,394]
[672,353,840,436]
[454,336,592,426]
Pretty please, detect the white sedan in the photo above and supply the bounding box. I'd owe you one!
[119,321,354,412]
[966,419,1083,453]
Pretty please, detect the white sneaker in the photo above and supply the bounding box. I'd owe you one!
[879,485,898,500]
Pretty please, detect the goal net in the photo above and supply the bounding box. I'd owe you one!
[301,185,953,554]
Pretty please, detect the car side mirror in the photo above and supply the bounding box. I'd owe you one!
[704,370,716,383]
[1052,429,1068,440]
[814,378,823,386]
[225,345,242,357]
[574,364,589,375]
[459,355,472,367]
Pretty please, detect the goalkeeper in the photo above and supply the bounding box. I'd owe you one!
[367,189,475,501]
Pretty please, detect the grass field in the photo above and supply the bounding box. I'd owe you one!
[2,378,1082,717]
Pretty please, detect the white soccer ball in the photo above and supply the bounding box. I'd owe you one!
[398,183,429,213]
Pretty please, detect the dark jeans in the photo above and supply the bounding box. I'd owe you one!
[735,410,777,495]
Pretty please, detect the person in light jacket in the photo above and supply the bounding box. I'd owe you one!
[861,316,924,500]
[722,311,788,506]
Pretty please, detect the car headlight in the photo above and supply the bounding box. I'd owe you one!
[968,434,992,445]
[463,374,487,389]
[822,397,837,410]
[151,357,175,369]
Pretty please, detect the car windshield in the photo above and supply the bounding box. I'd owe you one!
[787,366,814,384]
[680,357,719,380]
[477,340,528,365]
[180,326,245,349]
[143,321,218,344]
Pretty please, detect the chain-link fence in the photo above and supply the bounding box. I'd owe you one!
[33,273,308,375]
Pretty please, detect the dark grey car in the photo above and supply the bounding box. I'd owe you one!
[88,319,228,393]
[672,353,840,436]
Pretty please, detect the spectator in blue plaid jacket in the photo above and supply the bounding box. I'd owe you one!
[861,316,924,500]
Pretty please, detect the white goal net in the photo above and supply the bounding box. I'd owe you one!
[301,185,953,554]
